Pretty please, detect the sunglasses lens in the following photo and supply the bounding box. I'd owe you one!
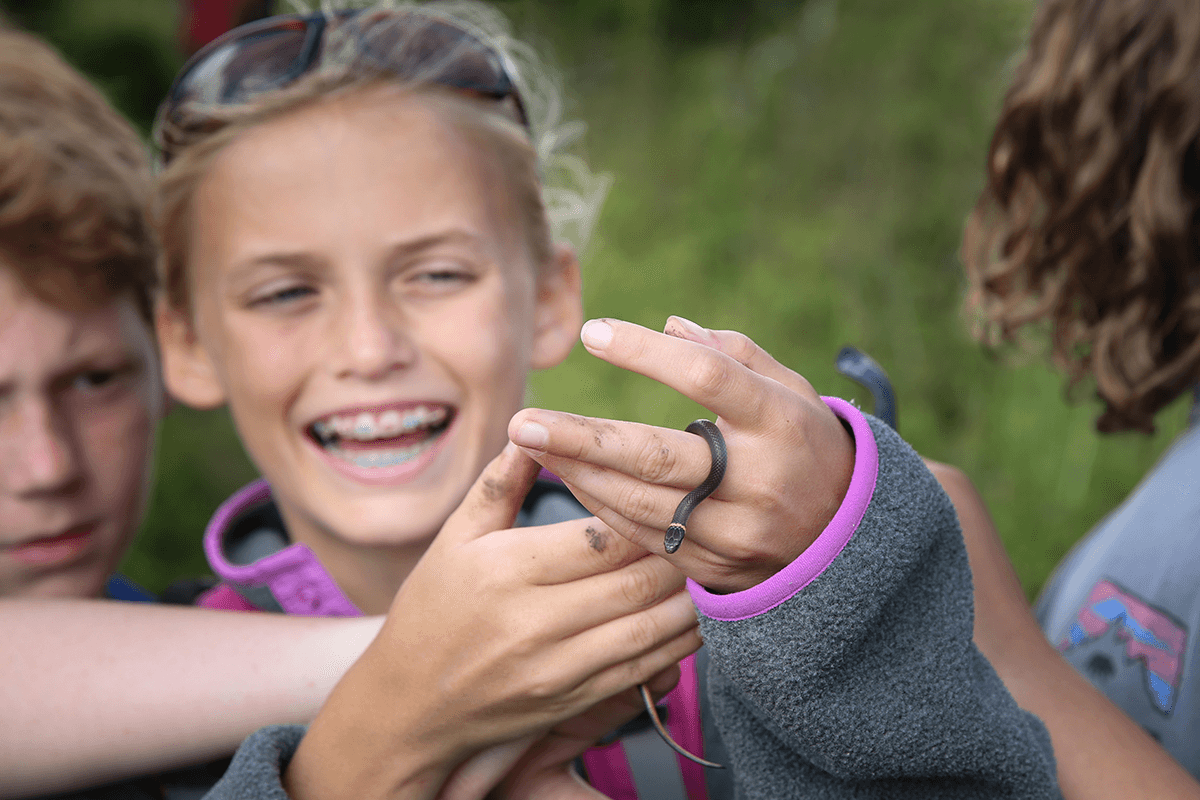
[162,10,527,144]
[174,21,315,106]
[347,13,512,98]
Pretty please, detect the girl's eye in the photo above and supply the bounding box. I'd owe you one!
[418,270,469,284]
[408,266,476,292]
[249,284,317,307]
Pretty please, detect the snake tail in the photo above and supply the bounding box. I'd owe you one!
[639,684,725,769]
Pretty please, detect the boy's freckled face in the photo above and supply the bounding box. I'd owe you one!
[174,91,568,561]
[0,270,160,599]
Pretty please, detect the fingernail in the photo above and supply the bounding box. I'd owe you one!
[666,315,719,346]
[581,319,613,349]
[511,421,549,450]
[667,315,704,338]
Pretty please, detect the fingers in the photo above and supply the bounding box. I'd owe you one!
[525,454,721,553]
[560,482,671,555]
[509,410,714,490]
[498,516,651,586]
[571,620,702,705]
[440,443,542,545]
[437,735,537,800]
[664,315,818,399]
[533,554,689,637]
[576,585,698,672]
[515,772,611,800]
[579,318,779,427]
[643,662,683,698]
[520,583,698,687]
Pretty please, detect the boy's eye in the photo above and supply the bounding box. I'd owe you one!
[66,362,138,399]
[72,368,125,393]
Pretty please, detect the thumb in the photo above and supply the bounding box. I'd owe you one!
[664,315,818,399]
[440,442,542,545]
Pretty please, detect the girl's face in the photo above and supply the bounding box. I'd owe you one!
[160,89,580,607]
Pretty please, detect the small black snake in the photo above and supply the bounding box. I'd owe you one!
[663,419,727,554]
[641,418,727,769]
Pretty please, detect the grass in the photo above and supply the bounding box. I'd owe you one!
[11,0,1187,598]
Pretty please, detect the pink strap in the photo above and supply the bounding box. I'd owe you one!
[581,739,638,799]
[581,653,709,799]
[196,583,260,612]
[668,654,709,800]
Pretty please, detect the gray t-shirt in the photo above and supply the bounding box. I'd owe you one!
[1037,395,1200,777]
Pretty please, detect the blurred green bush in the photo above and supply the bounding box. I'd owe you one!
[4,0,1188,597]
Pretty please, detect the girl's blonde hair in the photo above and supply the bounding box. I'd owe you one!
[154,0,608,313]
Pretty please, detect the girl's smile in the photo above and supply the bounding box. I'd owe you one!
[306,400,455,485]
[158,86,581,612]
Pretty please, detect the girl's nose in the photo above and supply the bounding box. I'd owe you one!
[1,398,83,498]
[333,291,417,381]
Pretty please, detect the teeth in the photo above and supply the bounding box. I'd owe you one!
[312,420,337,443]
[354,413,373,438]
[312,405,449,443]
[327,439,433,468]
[379,410,401,436]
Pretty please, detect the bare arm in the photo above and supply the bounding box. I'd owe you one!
[0,600,381,799]
[926,460,1200,800]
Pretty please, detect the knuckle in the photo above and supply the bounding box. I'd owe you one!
[726,331,759,366]
[522,669,567,702]
[625,611,662,653]
[751,472,789,515]
[561,412,596,460]
[617,519,662,554]
[619,561,663,610]
[636,434,680,484]
[685,352,731,397]
[616,480,659,525]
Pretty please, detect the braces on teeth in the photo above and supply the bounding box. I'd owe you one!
[312,405,449,444]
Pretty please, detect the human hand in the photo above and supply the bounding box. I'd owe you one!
[438,665,680,800]
[284,443,700,800]
[508,317,856,594]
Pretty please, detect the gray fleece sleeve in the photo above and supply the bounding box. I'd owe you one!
[202,725,305,800]
[688,398,1060,799]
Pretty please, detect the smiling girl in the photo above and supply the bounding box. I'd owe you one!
[138,4,1074,799]
[151,3,699,796]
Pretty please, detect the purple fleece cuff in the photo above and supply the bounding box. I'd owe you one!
[687,396,879,622]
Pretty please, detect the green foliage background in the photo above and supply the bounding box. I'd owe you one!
[6,0,1191,598]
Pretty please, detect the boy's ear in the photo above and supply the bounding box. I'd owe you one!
[530,243,583,370]
[155,299,227,409]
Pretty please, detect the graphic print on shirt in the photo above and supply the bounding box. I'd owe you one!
[1059,579,1187,714]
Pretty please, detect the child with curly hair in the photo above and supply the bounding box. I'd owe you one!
[952,0,1200,793]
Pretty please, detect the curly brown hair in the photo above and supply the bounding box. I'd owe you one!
[0,25,157,322]
[963,0,1200,433]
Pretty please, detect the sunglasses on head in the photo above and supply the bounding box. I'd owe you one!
[157,7,528,164]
